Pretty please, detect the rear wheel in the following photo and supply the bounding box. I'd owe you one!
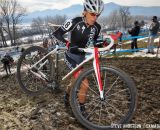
[70,66,137,130]
[17,46,54,96]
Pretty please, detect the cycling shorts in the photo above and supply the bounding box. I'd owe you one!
[64,51,85,70]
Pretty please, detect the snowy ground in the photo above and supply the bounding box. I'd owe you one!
[117,48,160,58]
[0,36,159,76]
[0,47,159,76]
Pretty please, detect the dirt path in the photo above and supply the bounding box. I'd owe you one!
[0,57,159,130]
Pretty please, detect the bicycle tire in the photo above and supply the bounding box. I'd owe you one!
[17,46,54,96]
[70,66,137,130]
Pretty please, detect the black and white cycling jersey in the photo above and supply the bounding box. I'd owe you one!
[52,16,101,48]
[53,16,101,70]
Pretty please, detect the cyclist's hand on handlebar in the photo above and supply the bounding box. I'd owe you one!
[93,40,104,48]
[69,46,85,54]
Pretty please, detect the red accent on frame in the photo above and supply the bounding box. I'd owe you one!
[110,32,122,40]
[73,68,83,79]
[94,47,103,91]
[66,40,70,48]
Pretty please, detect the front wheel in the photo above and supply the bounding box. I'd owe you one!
[70,66,137,130]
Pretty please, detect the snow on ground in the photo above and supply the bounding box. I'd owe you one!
[0,47,159,76]
[0,35,160,76]
[118,48,160,58]
[123,36,159,44]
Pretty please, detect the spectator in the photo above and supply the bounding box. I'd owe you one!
[128,21,140,51]
[21,48,25,53]
[42,38,49,49]
[147,16,160,54]
[16,46,19,52]
[1,53,14,76]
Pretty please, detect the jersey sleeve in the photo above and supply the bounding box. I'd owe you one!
[93,23,103,47]
[94,23,101,41]
[52,18,76,43]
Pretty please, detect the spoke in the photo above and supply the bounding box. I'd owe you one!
[85,101,101,119]
[104,103,113,124]
[75,94,99,109]
[98,103,103,125]
[77,91,98,97]
[21,60,31,69]
[27,80,34,91]
[105,100,125,117]
[103,70,107,92]
[105,76,120,95]
[106,88,129,98]
[92,73,99,91]
[83,97,99,106]
[81,81,99,96]
[107,99,131,104]
[35,78,38,91]
[23,75,32,86]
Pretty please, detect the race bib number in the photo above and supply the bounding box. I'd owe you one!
[62,19,73,31]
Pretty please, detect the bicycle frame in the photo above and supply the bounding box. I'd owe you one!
[29,34,117,99]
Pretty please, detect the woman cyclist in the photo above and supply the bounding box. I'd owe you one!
[52,0,104,112]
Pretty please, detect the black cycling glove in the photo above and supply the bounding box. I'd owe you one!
[69,46,85,55]
[93,40,103,47]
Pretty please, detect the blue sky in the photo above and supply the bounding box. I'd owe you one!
[18,0,160,12]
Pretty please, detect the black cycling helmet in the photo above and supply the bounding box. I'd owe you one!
[152,16,157,20]
[134,21,139,25]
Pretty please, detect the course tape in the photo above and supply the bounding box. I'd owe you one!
[120,34,159,41]
[114,48,145,53]
[112,46,158,53]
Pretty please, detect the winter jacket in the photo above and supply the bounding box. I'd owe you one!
[149,20,159,35]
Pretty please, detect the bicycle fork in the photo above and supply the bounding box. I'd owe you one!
[93,47,104,100]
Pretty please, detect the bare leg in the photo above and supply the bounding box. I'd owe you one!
[78,78,89,104]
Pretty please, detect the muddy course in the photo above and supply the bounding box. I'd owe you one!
[0,57,160,130]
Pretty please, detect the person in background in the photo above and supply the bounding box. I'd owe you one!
[21,48,25,53]
[128,21,140,51]
[147,16,160,54]
[42,38,49,49]
[1,52,14,76]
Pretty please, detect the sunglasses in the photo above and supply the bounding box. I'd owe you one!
[89,12,100,17]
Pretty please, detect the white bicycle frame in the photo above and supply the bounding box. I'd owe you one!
[30,35,114,99]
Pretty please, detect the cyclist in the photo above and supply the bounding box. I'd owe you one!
[52,0,104,112]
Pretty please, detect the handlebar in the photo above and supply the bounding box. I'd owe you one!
[78,35,114,53]
[57,32,122,53]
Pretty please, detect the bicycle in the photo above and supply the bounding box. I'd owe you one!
[17,34,137,130]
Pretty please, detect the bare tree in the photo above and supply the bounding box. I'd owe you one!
[0,0,26,46]
[107,10,120,30]
[10,0,26,45]
[119,6,131,30]
[0,17,7,47]
[31,17,46,38]
[45,15,67,37]
[131,15,145,27]
[52,15,67,25]
[0,0,13,45]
